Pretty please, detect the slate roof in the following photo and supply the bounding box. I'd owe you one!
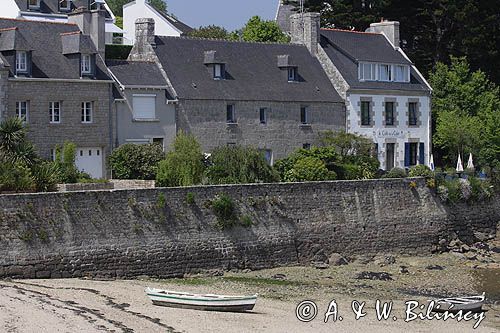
[0,18,110,80]
[106,60,167,87]
[155,11,193,35]
[14,0,113,19]
[153,36,342,103]
[320,29,429,92]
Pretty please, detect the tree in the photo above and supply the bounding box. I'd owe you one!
[156,132,205,187]
[319,131,373,158]
[283,156,336,182]
[205,146,280,184]
[187,25,230,39]
[429,57,500,168]
[107,0,167,17]
[109,143,165,180]
[240,16,290,43]
[0,117,37,166]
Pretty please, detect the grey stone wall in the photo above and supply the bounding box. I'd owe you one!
[177,99,345,160]
[5,79,112,172]
[0,68,8,122]
[0,179,497,279]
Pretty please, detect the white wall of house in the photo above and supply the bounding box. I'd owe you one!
[347,93,431,170]
[1,0,22,18]
[123,0,182,45]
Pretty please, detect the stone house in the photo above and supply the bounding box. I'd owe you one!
[1,0,123,45]
[122,0,192,45]
[125,18,345,163]
[286,13,432,170]
[0,8,114,178]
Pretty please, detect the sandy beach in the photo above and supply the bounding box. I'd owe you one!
[0,251,498,333]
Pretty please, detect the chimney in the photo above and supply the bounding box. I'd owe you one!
[128,18,157,61]
[290,12,320,56]
[366,20,400,48]
[68,7,106,58]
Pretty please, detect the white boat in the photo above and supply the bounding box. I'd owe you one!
[145,287,257,312]
[433,293,485,312]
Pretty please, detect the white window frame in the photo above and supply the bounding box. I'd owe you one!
[358,62,377,81]
[288,67,297,82]
[394,65,410,82]
[379,64,392,82]
[81,54,92,75]
[132,94,156,120]
[59,0,71,11]
[16,101,28,123]
[28,0,40,9]
[213,64,224,80]
[81,101,93,123]
[49,101,61,124]
[16,51,27,73]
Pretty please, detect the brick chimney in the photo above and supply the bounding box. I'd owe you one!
[366,20,400,48]
[128,18,157,61]
[290,12,320,56]
[68,7,106,58]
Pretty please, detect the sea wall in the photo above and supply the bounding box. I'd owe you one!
[0,179,497,279]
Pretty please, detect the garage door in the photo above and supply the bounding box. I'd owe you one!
[75,147,103,179]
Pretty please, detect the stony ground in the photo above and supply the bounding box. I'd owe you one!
[0,249,498,333]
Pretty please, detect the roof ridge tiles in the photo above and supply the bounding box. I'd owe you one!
[60,31,82,36]
[0,27,18,32]
[321,27,380,36]
[158,35,298,46]
[0,17,77,26]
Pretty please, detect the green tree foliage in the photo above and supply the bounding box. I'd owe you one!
[297,0,500,84]
[54,142,87,183]
[0,117,37,166]
[240,16,290,43]
[187,25,231,39]
[0,161,34,192]
[31,161,60,192]
[205,146,280,185]
[107,0,167,17]
[284,156,336,182]
[408,165,434,178]
[156,132,204,187]
[429,57,500,168]
[109,143,165,180]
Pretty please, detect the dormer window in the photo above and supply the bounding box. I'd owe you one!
[28,0,40,9]
[288,67,298,82]
[358,62,410,83]
[81,54,92,75]
[213,64,225,80]
[59,0,71,11]
[16,51,28,74]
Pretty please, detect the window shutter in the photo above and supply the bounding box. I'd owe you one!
[132,95,156,119]
[404,143,410,167]
[419,143,425,165]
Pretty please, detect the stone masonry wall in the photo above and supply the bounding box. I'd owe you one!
[0,179,497,279]
[177,99,345,160]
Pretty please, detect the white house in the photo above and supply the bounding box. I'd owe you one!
[1,0,123,45]
[286,12,432,170]
[123,0,192,45]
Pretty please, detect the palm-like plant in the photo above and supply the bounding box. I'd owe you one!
[0,117,37,165]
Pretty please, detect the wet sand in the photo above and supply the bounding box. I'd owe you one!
[0,251,498,332]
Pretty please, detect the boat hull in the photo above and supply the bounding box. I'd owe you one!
[145,288,257,313]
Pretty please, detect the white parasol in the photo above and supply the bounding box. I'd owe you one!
[456,154,464,173]
[466,153,474,170]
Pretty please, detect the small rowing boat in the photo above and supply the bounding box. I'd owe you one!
[145,287,257,312]
[433,293,485,313]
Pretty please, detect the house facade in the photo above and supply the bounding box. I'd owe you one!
[123,0,192,45]
[0,8,114,179]
[1,0,123,45]
[287,13,432,170]
[107,59,176,150]
[126,18,345,162]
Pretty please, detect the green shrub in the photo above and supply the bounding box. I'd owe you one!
[54,142,88,183]
[31,161,60,192]
[109,143,164,180]
[383,168,407,179]
[284,156,337,182]
[408,165,434,178]
[275,146,339,179]
[333,163,363,180]
[0,161,34,192]
[156,192,166,208]
[156,133,204,187]
[211,194,238,229]
[205,145,280,185]
[240,215,253,227]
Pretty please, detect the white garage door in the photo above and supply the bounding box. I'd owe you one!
[75,147,103,179]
